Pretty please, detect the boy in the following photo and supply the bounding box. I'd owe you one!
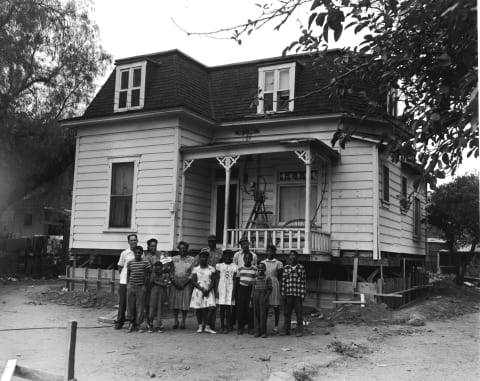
[147,261,170,332]
[251,262,272,338]
[236,252,256,334]
[280,250,306,337]
[126,245,151,332]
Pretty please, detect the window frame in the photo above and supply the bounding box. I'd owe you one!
[413,196,421,238]
[400,175,408,212]
[114,61,147,112]
[381,164,390,205]
[104,156,139,232]
[257,62,296,114]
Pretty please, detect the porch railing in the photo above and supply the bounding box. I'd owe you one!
[226,228,331,254]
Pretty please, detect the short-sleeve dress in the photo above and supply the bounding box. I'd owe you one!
[262,258,283,306]
[189,265,216,309]
[216,262,238,305]
[169,255,194,311]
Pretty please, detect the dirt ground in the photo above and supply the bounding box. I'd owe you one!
[0,279,479,381]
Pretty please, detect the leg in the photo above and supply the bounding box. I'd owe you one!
[115,284,127,328]
[294,297,304,335]
[173,309,179,329]
[260,299,267,336]
[253,294,261,336]
[274,306,280,328]
[219,305,226,331]
[225,306,232,331]
[282,296,293,335]
[126,284,136,330]
[136,285,146,328]
[180,310,187,329]
[209,305,217,330]
[148,286,158,329]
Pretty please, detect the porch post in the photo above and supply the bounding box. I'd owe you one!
[216,156,240,249]
[295,150,312,254]
[179,159,194,241]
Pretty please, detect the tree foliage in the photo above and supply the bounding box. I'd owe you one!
[0,0,111,209]
[427,174,479,283]
[184,0,478,186]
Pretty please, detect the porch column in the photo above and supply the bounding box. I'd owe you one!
[295,150,312,254]
[216,156,240,249]
[179,159,194,241]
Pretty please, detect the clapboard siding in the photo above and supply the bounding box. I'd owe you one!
[71,119,178,251]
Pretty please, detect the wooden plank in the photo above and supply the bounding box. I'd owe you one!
[65,321,77,381]
[14,365,63,381]
[393,284,433,295]
[352,256,359,290]
[1,359,16,381]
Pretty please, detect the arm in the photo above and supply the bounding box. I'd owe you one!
[191,273,205,293]
[300,266,307,300]
[265,277,273,303]
[126,263,131,284]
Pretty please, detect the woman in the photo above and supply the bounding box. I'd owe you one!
[169,241,194,329]
[261,244,283,333]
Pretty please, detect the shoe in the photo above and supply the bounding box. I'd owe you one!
[157,329,164,333]
[237,329,244,335]
[261,333,268,338]
[127,324,136,333]
[272,327,278,334]
[158,324,164,331]
[204,326,216,334]
[138,328,145,333]
[247,329,255,335]
[296,332,304,337]
[173,321,179,329]
[196,325,204,333]
[180,321,186,329]
[279,331,290,336]
[254,332,261,338]
[147,326,153,333]
[114,323,123,330]
[222,328,228,334]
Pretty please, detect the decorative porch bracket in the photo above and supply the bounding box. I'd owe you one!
[217,156,240,249]
[179,159,195,241]
[295,150,312,254]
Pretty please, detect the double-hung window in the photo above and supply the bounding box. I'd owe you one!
[258,63,296,113]
[382,164,390,203]
[114,61,146,112]
[413,196,421,237]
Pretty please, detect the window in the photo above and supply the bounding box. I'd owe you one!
[413,197,421,236]
[400,176,408,210]
[382,165,390,203]
[387,88,405,117]
[109,162,135,228]
[24,214,33,226]
[114,61,146,112]
[277,170,317,224]
[257,63,296,113]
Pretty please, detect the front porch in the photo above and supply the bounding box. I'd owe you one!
[179,138,340,255]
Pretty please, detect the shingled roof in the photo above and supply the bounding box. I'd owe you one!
[81,49,378,123]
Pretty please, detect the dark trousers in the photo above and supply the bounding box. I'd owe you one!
[127,284,146,326]
[116,284,127,325]
[237,285,254,330]
[253,290,269,335]
[283,296,303,333]
[148,285,167,328]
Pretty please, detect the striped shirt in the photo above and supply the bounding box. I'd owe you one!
[237,265,257,286]
[127,259,151,286]
[253,275,272,291]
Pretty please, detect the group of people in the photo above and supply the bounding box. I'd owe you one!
[114,233,307,338]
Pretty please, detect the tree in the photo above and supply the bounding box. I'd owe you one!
[0,0,111,209]
[182,0,478,186]
[427,174,479,284]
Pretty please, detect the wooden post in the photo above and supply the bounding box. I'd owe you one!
[1,359,17,381]
[110,269,115,294]
[65,265,70,291]
[372,145,380,260]
[304,155,312,254]
[71,256,76,291]
[83,268,88,292]
[352,255,359,291]
[97,268,101,291]
[64,320,77,381]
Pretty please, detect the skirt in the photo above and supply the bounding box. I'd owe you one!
[169,280,192,311]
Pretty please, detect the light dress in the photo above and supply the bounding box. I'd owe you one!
[216,262,238,305]
[169,255,194,310]
[262,258,283,306]
[189,265,216,309]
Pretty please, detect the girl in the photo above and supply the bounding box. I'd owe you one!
[148,261,170,332]
[251,262,272,338]
[169,241,194,329]
[190,249,216,333]
[215,250,237,333]
[262,245,283,333]
[236,252,256,334]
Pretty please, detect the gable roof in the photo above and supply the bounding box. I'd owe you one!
[79,49,378,124]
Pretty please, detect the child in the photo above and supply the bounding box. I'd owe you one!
[147,261,170,333]
[262,244,283,333]
[215,250,237,333]
[251,262,272,338]
[236,252,256,334]
[126,245,151,332]
[190,249,216,334]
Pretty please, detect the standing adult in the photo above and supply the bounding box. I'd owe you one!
[233,237,258,267]
[261,244,283,334]
[143,238,161,319]
[115,233,138,330]
[280,250,306,337]
[169,241,194,329]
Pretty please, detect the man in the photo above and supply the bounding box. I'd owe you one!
[280,250,307,337]
[233,237,258,267]
[114,233,138,330]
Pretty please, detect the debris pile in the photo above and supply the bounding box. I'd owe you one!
[31,286,117,309]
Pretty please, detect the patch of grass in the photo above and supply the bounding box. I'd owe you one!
[327,340,371,358]
[292,364,318,381]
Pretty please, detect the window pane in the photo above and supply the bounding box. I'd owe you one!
[111,162,134,195]
[277,90,290,111]
[279,185,317,222]
[264,93,273,112]
[119,91,127,108]
[264,71,274,91]
[414,197,421,235]
[133,68,142,87]
[383,165,390,202]
[109,196,132,228]
[131,89,140,107]
[120,70,129,89]
[279,69,289,90]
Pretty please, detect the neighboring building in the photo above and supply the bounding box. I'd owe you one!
[0,165,73,238]
[60,50,426,272]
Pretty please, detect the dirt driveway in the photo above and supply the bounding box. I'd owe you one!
[0,280,479,381]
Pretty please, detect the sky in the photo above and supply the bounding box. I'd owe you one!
[89,0,478,181]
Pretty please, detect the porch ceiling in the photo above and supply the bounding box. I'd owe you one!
[180,138,340,162]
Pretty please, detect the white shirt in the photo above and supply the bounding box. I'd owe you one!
[233,249,257,267]
[117,248,135,285]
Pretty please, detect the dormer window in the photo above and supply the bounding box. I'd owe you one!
[257,62,295,114]
[114,61,146,112]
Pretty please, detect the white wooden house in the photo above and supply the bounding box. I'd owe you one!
[60,50,426,275]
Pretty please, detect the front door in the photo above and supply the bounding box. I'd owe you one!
[214,183,238,244]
